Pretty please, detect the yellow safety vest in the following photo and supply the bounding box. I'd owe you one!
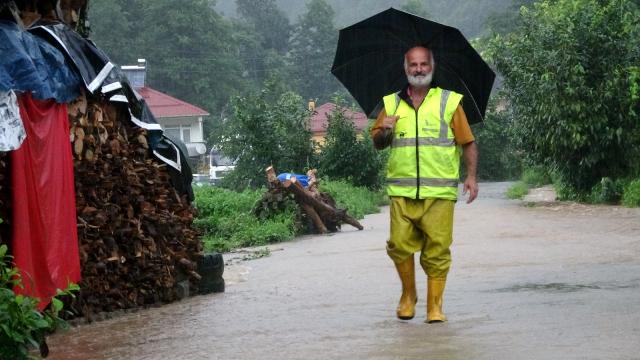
[383,87,463,200]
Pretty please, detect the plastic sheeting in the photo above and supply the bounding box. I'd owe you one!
[29,21,113,94]
[10,92,81,310]
[156,134,195,201]
[0,20,80,103]
[0,90,26,151]
[99,67,194,198]
[277,173,310,188]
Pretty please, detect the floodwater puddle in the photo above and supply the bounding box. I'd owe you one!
[493,282,601,293]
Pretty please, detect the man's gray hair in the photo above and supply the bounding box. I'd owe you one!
[403,47,436,71]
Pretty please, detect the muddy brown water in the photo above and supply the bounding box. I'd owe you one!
[46,182,640,360]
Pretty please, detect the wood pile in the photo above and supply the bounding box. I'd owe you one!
[255,167,363,234]
[67,93,203,318]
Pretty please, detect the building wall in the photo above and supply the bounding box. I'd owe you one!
[157,116,204,143]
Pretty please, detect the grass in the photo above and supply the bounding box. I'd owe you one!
[193,186,298,253]
[320,179,389,219]
[506,166,551,200]
[506,181,529,200]
[622,179,640,207]
[193,180,388,253]
[522,166,551,187]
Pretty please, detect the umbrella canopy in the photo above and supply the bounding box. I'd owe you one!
[331,8,495,124]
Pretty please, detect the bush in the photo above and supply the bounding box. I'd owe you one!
[522,166,551,188]
[212,79,316,191]
[0,244,78,359]
[318,103,387,189]
[489,0,640,195]
[588,177,627,204]
[320,179,389,219]
[622,179,640,207]
[193,186,300,252]
[193,180,387,252]
[506,181,529,199]
[472,96,523,181]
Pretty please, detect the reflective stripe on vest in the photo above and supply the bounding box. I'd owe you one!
[387,178,459,187]
[383,87,463,200]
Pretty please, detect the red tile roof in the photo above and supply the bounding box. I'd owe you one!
[137,87,209,118]
[310,103,368,134]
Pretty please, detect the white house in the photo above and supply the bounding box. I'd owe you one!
[121,59,208,158]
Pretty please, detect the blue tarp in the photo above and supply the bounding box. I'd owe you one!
[0,20,80,103]
[277,173,310,188]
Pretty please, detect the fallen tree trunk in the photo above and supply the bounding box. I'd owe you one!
[283,177,363,231]
[259,166,363,234]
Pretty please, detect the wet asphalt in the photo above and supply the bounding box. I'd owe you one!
[46,182,640,360]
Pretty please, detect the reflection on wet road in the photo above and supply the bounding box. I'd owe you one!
[47,183,640,360]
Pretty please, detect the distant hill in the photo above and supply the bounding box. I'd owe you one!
[214,0,512,38]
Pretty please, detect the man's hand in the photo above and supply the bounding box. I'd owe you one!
[462,176,478,204]
[461,141,479,204]
[382,115,399,129]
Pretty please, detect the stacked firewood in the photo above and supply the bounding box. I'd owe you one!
[256,167,363,234]
[68,93,203,317]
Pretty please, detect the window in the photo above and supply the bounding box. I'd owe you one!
[164,127,180,140]
[163,125,193,143]
[182,128,191,143]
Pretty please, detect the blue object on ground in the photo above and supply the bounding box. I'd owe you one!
[277,173,309,188]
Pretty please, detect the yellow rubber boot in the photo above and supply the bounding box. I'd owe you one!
[394,256,417,320]
[426,277,447,323]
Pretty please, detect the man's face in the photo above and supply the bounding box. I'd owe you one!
[405,47,433,88]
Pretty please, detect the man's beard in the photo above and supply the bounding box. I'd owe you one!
[407,71,433,87]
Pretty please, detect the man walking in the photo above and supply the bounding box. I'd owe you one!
[370,46,478,323]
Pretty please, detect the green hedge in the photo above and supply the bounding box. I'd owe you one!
[622,179,640,207]
[193,180,388,252]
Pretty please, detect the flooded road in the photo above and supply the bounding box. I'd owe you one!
[46,182,640,360]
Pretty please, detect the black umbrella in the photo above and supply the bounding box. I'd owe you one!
[331,8,495,124]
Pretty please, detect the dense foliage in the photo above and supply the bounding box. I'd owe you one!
[489,0,640,194]
[287,0,342,103]
[193,186,300,252]
[472,97,522,181]
[320,180,388,219]
[193,180,387,252]
[216,0,513,38]
[400,0,431,18]
[90,0,246,113]
[212,80,316,190]
[622,179,640,207]
[0,244,78,360]
[318,105,387,189]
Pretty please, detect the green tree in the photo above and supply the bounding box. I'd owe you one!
[288,0,341,103]
[472,96,522,181]
[319,104,386,189]
[401,0,431,18]
[485,0,536,36]
[213,79,316,190]
[489,0,640,194]
[89,0,248,134]
[236,0,291,53]
[232,0,292,88]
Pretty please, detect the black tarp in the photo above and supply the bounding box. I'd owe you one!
[28,21,114,94]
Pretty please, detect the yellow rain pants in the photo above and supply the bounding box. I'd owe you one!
[387,197,455,278]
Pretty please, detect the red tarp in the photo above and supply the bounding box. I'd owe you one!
[10,92,80,310]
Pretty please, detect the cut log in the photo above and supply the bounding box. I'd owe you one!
[301,203,328,234]
[284,177,363,231]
